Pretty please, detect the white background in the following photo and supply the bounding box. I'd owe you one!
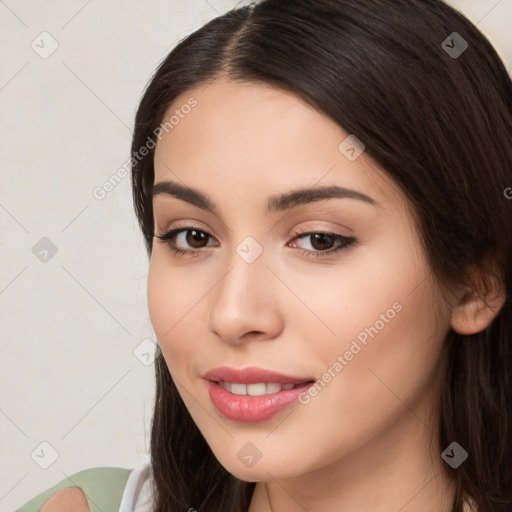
[1,0,510,509]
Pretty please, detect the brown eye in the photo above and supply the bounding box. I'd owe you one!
[291,231,356,258]
[155,227,218,256]
[186,229,210,248]
[308,233,336,251]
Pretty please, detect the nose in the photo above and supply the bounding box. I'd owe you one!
[207,247,284,346]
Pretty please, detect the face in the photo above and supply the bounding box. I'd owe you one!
[148,79,452,483]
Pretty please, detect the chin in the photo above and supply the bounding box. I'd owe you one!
[216,454,302,483]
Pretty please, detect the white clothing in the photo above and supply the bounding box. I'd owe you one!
[119,462,154,512]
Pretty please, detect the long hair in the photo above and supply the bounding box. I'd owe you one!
[130,1,512,510]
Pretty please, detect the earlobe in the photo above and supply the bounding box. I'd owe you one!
[450,281,506,335]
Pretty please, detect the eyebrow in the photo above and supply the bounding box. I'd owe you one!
[152,180,378,214]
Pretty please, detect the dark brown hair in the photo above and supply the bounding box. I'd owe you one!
[130,1,512,510]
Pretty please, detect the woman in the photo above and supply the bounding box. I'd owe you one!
[17,0,511,511]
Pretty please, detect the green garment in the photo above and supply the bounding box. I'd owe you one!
[15,467,132,512]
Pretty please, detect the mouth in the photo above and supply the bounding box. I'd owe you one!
[215,381,309,395]
[203,366,316,423]
[203,365,315,385]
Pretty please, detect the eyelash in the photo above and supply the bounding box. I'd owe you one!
[155,226,356,259]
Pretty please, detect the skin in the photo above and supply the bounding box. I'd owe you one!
[147,79,497,511]
[40,488,89,512]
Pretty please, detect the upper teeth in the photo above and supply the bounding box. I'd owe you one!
[219,381,296,396]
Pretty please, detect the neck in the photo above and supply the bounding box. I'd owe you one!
[248,409,456,512]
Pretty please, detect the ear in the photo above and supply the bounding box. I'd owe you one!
[450,272,506,335]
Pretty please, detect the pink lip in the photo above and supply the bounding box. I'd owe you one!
[203,366,315,423]
[203,366,314,385]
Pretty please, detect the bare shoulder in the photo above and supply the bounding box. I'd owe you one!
[40,487,89,512]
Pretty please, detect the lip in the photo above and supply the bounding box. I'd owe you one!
[203,366,316,423]
[203,366,315,385]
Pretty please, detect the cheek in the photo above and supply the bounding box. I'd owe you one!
[147,255,189,366]
[284,229,450,421]
[147,256,175,341]
[277,234,439,363]
[147,253,214,376]
[294,286,449,471]
[321,278,448,403]
[292,259,448,443]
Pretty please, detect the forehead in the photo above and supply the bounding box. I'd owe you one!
[153,79,403,209]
